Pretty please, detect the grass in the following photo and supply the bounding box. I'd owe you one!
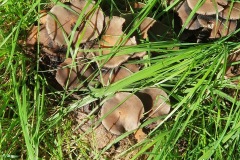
[1,0,240,159]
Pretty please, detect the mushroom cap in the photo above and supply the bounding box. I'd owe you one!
[197,15,237,38]
[136,88,170,118]
[101,92,144,135]
[187,0,224,15]
[216,0,228,6]
[220,2,240,20]
[175,1,201,30]
[46,1,104,46]
[26,25,45,46]
[55,58,94,89]
[100,64,139,86]
[39,27,60,50]
[104,16,125,35]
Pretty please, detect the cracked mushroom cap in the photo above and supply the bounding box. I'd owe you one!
[136,88,170,118]
[46,0,104,46]
[100,63,139,86]
[186,0,224,15]
[175,1,201,30]
[220,2,240,20]
[55,58,94,89]
[101,92,144,135]
[197,15,237,38]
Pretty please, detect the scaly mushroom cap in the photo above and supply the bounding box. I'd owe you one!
[197,15,237,38]
[136,88,170,118]
[175,0,201,30]
[101,92,144,135]
[100,64,139,86]
[187,0,224,15]
[55,58,94,89]
[46,0,104,46]
[220,2,240,20]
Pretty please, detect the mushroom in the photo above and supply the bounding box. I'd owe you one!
[46,0,104,46]
[186,0,224,15]
[175,0,201,30]
[26,25,45,47]
[197,15,237,38]
[220,2,240,20]
[101,92,144,135]
[55,57,94,89]
[136,88,170,118]
[95,16,137,68]
[100,63,139,86]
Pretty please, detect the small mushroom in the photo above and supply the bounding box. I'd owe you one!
[55,57,94,89]
[197,15,237,38]
[101,92,144,135]
[220,2,240,20]
[136,88,170,118]
[186,0,224,15]
[175,0,201,30]
[46,0,104,46]
[100,63,139,86]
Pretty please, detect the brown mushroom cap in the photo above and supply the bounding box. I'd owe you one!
[187,0,224,15]
[55,58,94,89]
[95,16,139,68]
[46,1,104,46]
[175,1,201,30]
[136,88,170,118]
[220,2,240,20]
[216,0,228,6]
[100,64,139,86]
[197,15,237,38]
[101,92,144,135]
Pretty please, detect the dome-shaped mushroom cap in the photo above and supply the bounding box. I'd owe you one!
[101,92,144,135]
[136,88,170,118]
[219,2,240,20]
[46,1,104,46]
[175,1,201,30]
[187,0,224,15]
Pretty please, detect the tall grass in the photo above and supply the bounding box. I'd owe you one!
[0,0,239,159]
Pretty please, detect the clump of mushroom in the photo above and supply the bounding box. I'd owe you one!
[100,88,171,140]
[173,0,240,41]
[24,0,174,147]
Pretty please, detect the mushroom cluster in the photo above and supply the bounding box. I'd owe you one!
[25,0,172,147]
[173,0,240,41]
[100,87,171,145]
[25,0,172,89]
